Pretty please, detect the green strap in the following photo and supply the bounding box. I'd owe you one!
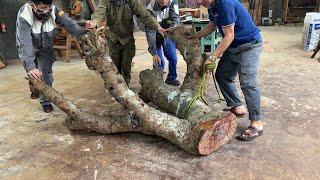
[183,61,217,118]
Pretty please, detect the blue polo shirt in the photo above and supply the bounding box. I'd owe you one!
[208,0,261,48]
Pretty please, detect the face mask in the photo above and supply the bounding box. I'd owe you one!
[31,3,52,20]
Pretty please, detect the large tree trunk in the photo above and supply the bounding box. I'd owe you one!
[83,28,237,155]
[29,78,135,133]
[138,27,238,154]
[30,27,237,155]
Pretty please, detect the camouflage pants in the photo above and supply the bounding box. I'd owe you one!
[108,39,136,85]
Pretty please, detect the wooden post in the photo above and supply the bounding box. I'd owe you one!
[0,51,5,69]
[87,0,96,13]
[53,27,84,62]
[66,33,72,62]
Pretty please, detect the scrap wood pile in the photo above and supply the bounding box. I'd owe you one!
[29,26,237,155]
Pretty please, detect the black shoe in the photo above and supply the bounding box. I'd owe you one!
[165,79,181,86]
[30,92,40,99]
[42,104,53,113]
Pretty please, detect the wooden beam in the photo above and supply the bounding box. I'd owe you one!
[0,51,5,69]
[87,0,96,13]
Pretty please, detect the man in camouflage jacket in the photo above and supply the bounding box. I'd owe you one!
[86,0,166,85]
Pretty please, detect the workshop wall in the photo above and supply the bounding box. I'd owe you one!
[0,0,25,60]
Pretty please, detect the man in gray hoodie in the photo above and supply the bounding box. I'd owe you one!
[16,0,85,112]
[145,0,181,86]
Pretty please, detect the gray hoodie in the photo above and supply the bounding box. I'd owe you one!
[145,0,180,56]
[16,3,85,71]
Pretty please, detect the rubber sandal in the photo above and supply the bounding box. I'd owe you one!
[237,125,263,141]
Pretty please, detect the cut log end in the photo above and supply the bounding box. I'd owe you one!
[197,112,237,155]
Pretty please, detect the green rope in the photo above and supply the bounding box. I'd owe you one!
[183,61,217,119]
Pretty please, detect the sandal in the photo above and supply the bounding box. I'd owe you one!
[42,104,53,113]
[237,125,263,141]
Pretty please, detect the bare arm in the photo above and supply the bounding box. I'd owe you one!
[194,22,216,38]
[213,25,235,57]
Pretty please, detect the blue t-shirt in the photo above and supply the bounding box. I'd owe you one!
[208,0,261,48]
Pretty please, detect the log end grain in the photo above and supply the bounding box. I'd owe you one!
[197,112,237,155]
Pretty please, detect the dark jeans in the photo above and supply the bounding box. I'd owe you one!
[215,41,263,120]
[156,38,178,81]
[28,49,55,106]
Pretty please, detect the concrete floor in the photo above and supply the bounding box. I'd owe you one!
[0,26,320,179]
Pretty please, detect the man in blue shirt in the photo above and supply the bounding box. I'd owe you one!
[190,0,263,141]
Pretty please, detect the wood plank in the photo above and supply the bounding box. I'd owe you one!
[0,51,5,69]
[283,0,289,22]
[87,0,96,13]
[257,0,263,26]
[179,8,200,18]
[53,45,68,49]
[73,37,84,59]
[199,5,208,19]
[66,34,72,62]
[283,0,318,23]
[241,0,262,25]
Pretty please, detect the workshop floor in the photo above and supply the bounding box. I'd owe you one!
[0,26,319,179]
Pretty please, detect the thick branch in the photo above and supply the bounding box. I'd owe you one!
[74,32,237,155]
[29,78,135,134]
[29,29,237,156]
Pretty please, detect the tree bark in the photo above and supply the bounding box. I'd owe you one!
[28,78,135,134]
[138,27,238,154]
[79,31,237,155]
[140,27,220,120]
[30,27,237,155]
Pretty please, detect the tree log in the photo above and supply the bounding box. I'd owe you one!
[29,78,135,134]
[138,27,238,154]
[140,27,226,120]
[78,31,236,155]
[30,27,237,155]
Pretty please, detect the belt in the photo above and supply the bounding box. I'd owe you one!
[228,40,262,54]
